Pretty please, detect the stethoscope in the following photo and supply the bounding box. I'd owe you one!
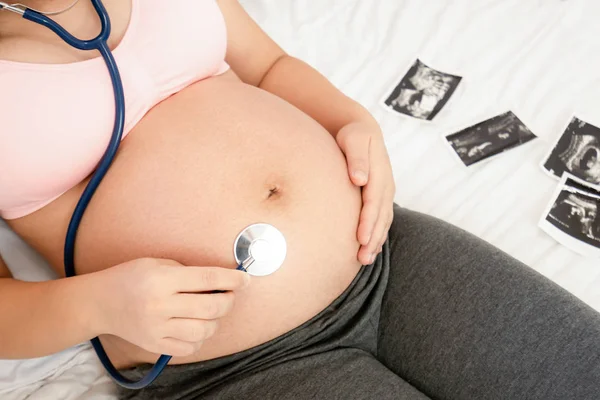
[0,0,287,390]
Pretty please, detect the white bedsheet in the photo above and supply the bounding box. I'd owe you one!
[1,0,599,398]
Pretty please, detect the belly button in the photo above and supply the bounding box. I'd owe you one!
[266,184,281,200]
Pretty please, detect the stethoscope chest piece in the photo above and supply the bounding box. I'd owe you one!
[234,223,287,276]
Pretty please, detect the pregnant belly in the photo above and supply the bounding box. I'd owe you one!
[15,74,363,367]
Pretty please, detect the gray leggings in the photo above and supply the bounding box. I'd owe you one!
[120,205,600,400]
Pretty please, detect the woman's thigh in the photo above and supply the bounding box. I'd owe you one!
[377,205,600,400]
[202,349,430,400]
[123,349,431,400]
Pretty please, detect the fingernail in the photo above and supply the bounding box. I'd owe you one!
[353,170,367,183]
[243,273,251,286]
[370,254,376,264]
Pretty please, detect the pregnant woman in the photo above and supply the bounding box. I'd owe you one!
[1,1,599,399]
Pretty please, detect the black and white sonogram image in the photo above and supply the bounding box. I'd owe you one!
[542,117,600,186]
[445,111,537,166]
[383,59,461,121]
[545,177,600,251]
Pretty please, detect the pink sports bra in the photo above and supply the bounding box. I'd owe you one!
[0,0,229,220]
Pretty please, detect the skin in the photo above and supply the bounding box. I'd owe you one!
[0,0,395,262]
[0,0,395,360]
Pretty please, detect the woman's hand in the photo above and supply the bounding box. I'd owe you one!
[336,121,396,265]
[93,258,249,357]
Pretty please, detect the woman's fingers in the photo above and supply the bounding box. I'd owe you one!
[157,338,203,358]
[165,318,219,343]
[167,292,235,320]
[336,124,371,187]
[335,122,396,265]
[165,266,250,293]
[359,190,394,264]
[364,208,389,262]
[357,185,381,248]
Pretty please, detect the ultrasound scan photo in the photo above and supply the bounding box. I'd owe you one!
[540,175,600,257]
[383,59,462,121]
[444,111,537,166]
[542,117,600,186]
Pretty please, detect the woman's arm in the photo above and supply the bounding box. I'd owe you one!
[217,0,376,135]
[0,255,250,359]
[0,256,101,358]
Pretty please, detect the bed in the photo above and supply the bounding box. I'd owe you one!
[1,0,599,398]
